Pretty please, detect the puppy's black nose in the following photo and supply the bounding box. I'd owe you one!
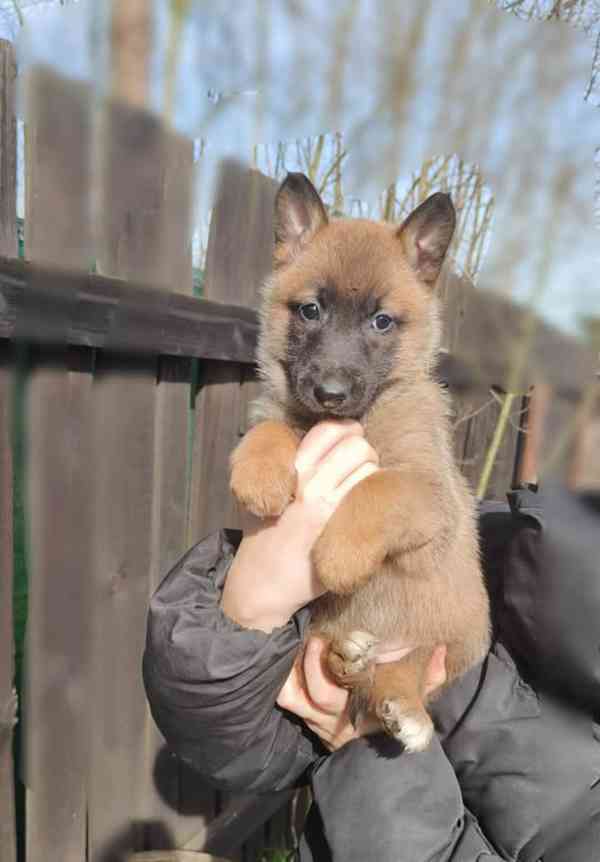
[314,378,348,406]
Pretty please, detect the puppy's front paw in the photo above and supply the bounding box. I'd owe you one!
[328,630,378,686]
[312,506,383,594]
[230,420,299,518]
[230,453,296,518]
[376,700,434,753]
[311,469,403,593]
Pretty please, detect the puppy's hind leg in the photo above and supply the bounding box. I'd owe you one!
[372,648,436,753]
[326,630,379,731]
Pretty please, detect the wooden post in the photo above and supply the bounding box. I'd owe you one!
[88,92,198,859]
[87,2,193,854]
[0,38,18,862]
[514,383,552,487]
[23,67,93,862]
[146,133,207,852]
[87,101,159,861]
[568,385,600,491]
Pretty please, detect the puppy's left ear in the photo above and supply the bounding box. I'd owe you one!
[274,172,329,265]
[396,193,456,286]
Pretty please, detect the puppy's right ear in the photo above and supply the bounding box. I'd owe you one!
[274,172,328,266]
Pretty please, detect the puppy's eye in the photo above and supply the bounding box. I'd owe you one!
[372,313,394,333]
[299,302,320,322]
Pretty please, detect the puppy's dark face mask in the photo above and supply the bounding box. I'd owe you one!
[285,280,403,420]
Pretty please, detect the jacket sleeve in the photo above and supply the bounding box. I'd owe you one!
[142,529,325,793]
[304,734,507,862]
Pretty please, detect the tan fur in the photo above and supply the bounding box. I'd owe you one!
[230,420,300,518]
[230,179,491,750]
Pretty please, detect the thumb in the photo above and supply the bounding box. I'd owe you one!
[302,638,349,715]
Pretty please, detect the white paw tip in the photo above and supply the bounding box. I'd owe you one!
[395,715,434,753]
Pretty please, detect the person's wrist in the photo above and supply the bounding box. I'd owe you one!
[221,579,299,632]
[220,539,304,633]
[221,601,294,633]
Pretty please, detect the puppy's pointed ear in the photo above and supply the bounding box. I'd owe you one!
[274,172,328,265]
[396,193,456,286]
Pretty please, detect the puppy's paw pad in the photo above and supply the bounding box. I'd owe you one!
[341,630,377,664]
[377,701,434,753]
[329,630,378,681]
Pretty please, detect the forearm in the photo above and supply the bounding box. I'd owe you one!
[220,528,301,633]
[143,530,322,793]
[221,500,329,632]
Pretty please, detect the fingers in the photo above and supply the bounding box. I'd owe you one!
[277,638,359,751]
[277,639,348,718]
[296,430,379,505]
[424,644,448,696]
[302,638,349,715]
[287,688,359,752]
[294,420,362,473]
[277,638,356,750]
[277,657,321,721]
[328,460,379,506]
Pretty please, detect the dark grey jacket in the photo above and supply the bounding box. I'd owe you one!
[143,488,600,862]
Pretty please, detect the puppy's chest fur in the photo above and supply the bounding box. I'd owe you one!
[251,385,479,652]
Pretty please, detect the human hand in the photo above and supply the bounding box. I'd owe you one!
[221,420,379,633]
[277,638,448,751]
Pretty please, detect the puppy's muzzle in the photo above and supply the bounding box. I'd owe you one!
[313,376,349,408]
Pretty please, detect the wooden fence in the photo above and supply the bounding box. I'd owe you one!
[0,38,598,862]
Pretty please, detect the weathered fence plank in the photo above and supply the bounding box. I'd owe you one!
[0,350,16,862]
[88,100,165,862]
[0,37,17,862]
[0,40,16,258]
[189,161,278,539]
[23,67,93,862]
[88,101,207,860]
[145,131,213,852]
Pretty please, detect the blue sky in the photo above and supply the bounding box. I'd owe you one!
[3,0,599,335]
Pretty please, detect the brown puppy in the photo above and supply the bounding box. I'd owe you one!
[230,173,490,752]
